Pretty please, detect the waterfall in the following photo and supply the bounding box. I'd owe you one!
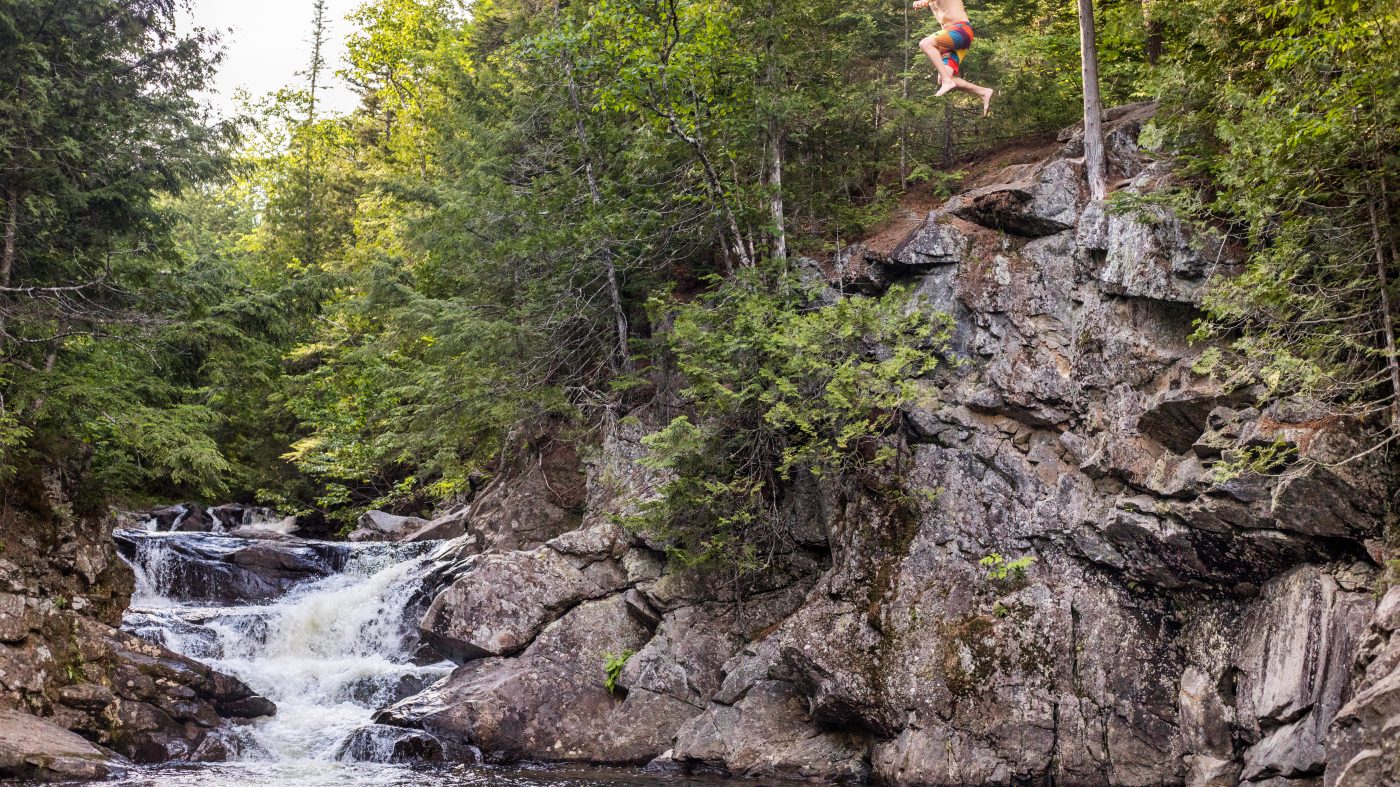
[117,529,455,782]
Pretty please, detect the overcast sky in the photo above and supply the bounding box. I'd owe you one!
[183,0,364,117]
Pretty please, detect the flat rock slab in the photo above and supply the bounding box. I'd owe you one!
[0,707,129,781]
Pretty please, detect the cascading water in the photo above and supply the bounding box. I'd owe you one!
[114,529,457,785]
[109,526,737,787]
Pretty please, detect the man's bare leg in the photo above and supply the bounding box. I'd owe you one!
[949,78,994,116]
[918,36,957,95]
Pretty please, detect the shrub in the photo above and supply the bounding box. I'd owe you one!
[631,265,950,574]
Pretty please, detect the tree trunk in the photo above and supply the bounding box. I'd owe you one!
[942,102,955,168]
[900,0,910,183]
[565,65,633,374]
[768,124,787,264]
[1369,194,1400,428]
[1078,0,1108,201]
[2,185,16,289]
[1142,0,1163,65]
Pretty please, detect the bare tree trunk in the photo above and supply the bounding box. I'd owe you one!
[768,125,787,264]
[942,102,955,169]
[1078,0,1108,201]
[1369,194,1400,428]
[2,186,16,289]
[671,115,750,271]
[1142,0,1162,65]
[565,65,633,373]
[900,0,910,183]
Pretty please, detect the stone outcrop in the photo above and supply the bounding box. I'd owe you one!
[382,103,1395,785]
[0,479,277,773]
[112,529,353,604]
[0,707,129,782]
[1325,585,1400,786]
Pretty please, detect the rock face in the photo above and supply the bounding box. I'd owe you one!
[0,480,277,770]
[0,707,129,782]
[112,529,353,604]
[383,103,1396,785]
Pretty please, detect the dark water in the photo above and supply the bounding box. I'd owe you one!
[103,762,752,786]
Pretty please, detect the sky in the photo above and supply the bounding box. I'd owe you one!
[182,0,364,117]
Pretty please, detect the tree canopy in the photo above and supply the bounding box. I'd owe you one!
[0,0,1394,530]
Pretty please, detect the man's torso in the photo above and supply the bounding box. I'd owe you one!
[931,0,970,28]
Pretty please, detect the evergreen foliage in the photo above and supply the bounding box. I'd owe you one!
[0,0,1393,522]
[632,268,947,570]
[1151,0,1400,456]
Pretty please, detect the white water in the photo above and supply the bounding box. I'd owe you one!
[114,529,737,787]
[120,532,454,782]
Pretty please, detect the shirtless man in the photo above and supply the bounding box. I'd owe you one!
[913,0,994,116]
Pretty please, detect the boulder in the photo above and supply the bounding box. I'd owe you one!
[358,509,428,537]
[385,595,693,765]
[418,529,624,662]
[113,530,351,604]
[0,708,129,782]
[336,725,444,764]
[403,507,471,543]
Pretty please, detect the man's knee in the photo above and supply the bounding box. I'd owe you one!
[919,35,940,53]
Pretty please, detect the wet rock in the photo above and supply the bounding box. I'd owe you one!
[141,502,213,532]
[112,530,351,604]
[208,503,286,531]
[388,595,692,765]
[0,707,129,781]
[356,510,430,541]
[336,724,444,764]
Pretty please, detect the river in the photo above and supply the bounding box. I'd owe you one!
[109,527,733,787]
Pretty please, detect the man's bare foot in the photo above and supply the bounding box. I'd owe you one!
[978,87,994,117]
[936,78,957,97]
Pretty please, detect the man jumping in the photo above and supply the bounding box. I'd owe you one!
[913,0,994,116]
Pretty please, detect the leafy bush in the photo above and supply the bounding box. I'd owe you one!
[602,650,635,694]
[631,266,949,573]
[980,553,1037,582]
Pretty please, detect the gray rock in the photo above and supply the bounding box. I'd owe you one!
[1234,566,1375,782]
[358,510,430,538]
[112,530,351,604]
[384,102,1393,785]
[0,707,129,782]
[403,507,471,542]
[419,540,619,662]
[335,725,444,763]
[388,595,691,765]
[948,158,1085,237]
[673,679,869,781]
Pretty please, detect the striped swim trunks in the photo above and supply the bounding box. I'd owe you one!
[934,20,975,75]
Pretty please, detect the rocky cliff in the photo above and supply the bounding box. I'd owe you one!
[381,104,1391,785]
[374,103,1400,785]
[0,474,275,781]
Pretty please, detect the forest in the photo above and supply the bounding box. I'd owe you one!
[3,0,1400,784]
[0,0,1396,533]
